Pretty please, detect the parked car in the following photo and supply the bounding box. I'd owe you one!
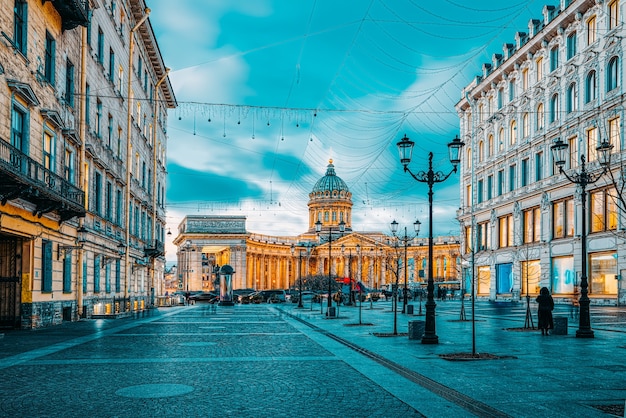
[290,291,316,304]
[240,292,263,304]
[258,290,287,303]
[189,292,218,303]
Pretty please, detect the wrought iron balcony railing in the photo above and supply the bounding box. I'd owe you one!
[0,139,85,222]
[144,240,165,258]
[44,0,90,31]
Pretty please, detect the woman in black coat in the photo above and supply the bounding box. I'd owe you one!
[536,287,554,335]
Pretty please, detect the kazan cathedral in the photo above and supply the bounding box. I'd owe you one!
[172,161,460,293]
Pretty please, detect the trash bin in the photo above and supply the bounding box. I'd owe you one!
[408,320,425,340]
[406,304,414,315]
[327,307,336,317]
[552,316,568,335]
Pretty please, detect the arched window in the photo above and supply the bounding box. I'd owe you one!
[549,94,559,123]
[510,120,517,145]
[522,113,530,138]
[585,70,597,102]
[607,56,619,91]
[466,147,472,171]
[488,134,494,156]
[478,140,484,162]
[566,83,577,113]
[536,103,544,130]
[498,128,505,150]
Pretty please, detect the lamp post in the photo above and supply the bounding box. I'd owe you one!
[316,219,345,316]
[551,138,613,338]
[391,220,421,313]
[291,244,311,309]
[397,134,464,344]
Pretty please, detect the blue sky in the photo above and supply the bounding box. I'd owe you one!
[148,0,546,263]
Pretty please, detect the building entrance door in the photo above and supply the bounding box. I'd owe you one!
[0,236,21,328]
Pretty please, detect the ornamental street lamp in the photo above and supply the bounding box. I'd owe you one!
[391,219,421,313]
[397,134,464,344]
[291,244,313,309]
[551,137,613,338]
[316,219,345,316]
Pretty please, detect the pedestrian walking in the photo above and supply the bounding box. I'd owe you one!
[536,287,554,335]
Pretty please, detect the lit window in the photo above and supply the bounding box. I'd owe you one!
[498,214,514,248]
[523,207,541,243]
[586,127,598,161]
[608,0,619,29]
[587,16,596,45]
[609,117,621,152]
[510,120,517,145]
[536,57,543,82]
[553,198,574,239]
[590,188,618,232]
[536,103,544,130]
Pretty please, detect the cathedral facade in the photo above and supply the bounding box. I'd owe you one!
[173,161,461,294]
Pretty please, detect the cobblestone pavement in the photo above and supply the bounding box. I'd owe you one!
[0,300,625,417]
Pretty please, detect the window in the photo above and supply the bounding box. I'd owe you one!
[587,16,596,45]
[487,175,493,200]
[109,48,115,83]
[44,31,55,84]
[568,136,578,170]
[65,59,75,107]
[64,148,75,184]
[522,68,529,90]
[96,99,103,138]
[509,164,516,192]
[521,158,529,187]
[14,0,27,55]
[85,84,91,127]
[107,114,113,148]
[587,127,598,161]
[477,179,484,204]
[43,128,55,171]
[11,101,28,153]
[585,71,597,103]
[536,103,544,130]
[115,260,121,293]
[607,56,619,92]
[609,117,621,152]
[510,120,517,145]
[117,126,122,158]
[497,88,503,109]
[509,79,515,101]
[549,94,559,123]
[523,207,541,243]
[105,263,111,293]
[116,189,123,225]
[478,140,484,162]
[550,46,559,72]
[466,184,472,207]
[94,171,102,215]
[97,28,104,65]
[141,161,146,188]
[566,32,576,60]
[63,252,72,293]
[466,147,472,171]
[498,128,504,151]
[553,198,574,239]
[536,57,543,82]
[488,134,494,156]
[498,215,514,248]
[105,180,112,221]
[477,221,490,251]
[535,152,543,181]
[590,188,618,232]
[42,240,53,292]
[497,170,504,196]
[608,0,619,30]
[522,113,529,138]
[94,255,101,293]
[117,65,124,94]
[566,83,577,113]
[478,103,484,122]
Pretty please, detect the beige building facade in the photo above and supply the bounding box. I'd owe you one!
[0,0,175,328]
[174,161,461,295]
[456,0,626,304]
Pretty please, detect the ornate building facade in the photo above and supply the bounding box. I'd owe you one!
[456,0,626,304]
[0,0,176,328]
[174,161,461,294]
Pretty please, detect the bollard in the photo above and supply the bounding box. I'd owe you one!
[406,304,414,315]
[408,320,425,340]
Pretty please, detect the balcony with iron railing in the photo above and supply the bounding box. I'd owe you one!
[45,0,90,31]
[144,239,165,258]
[0,139,85,221]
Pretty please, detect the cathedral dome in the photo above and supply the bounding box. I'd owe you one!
[311,160,350,195]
